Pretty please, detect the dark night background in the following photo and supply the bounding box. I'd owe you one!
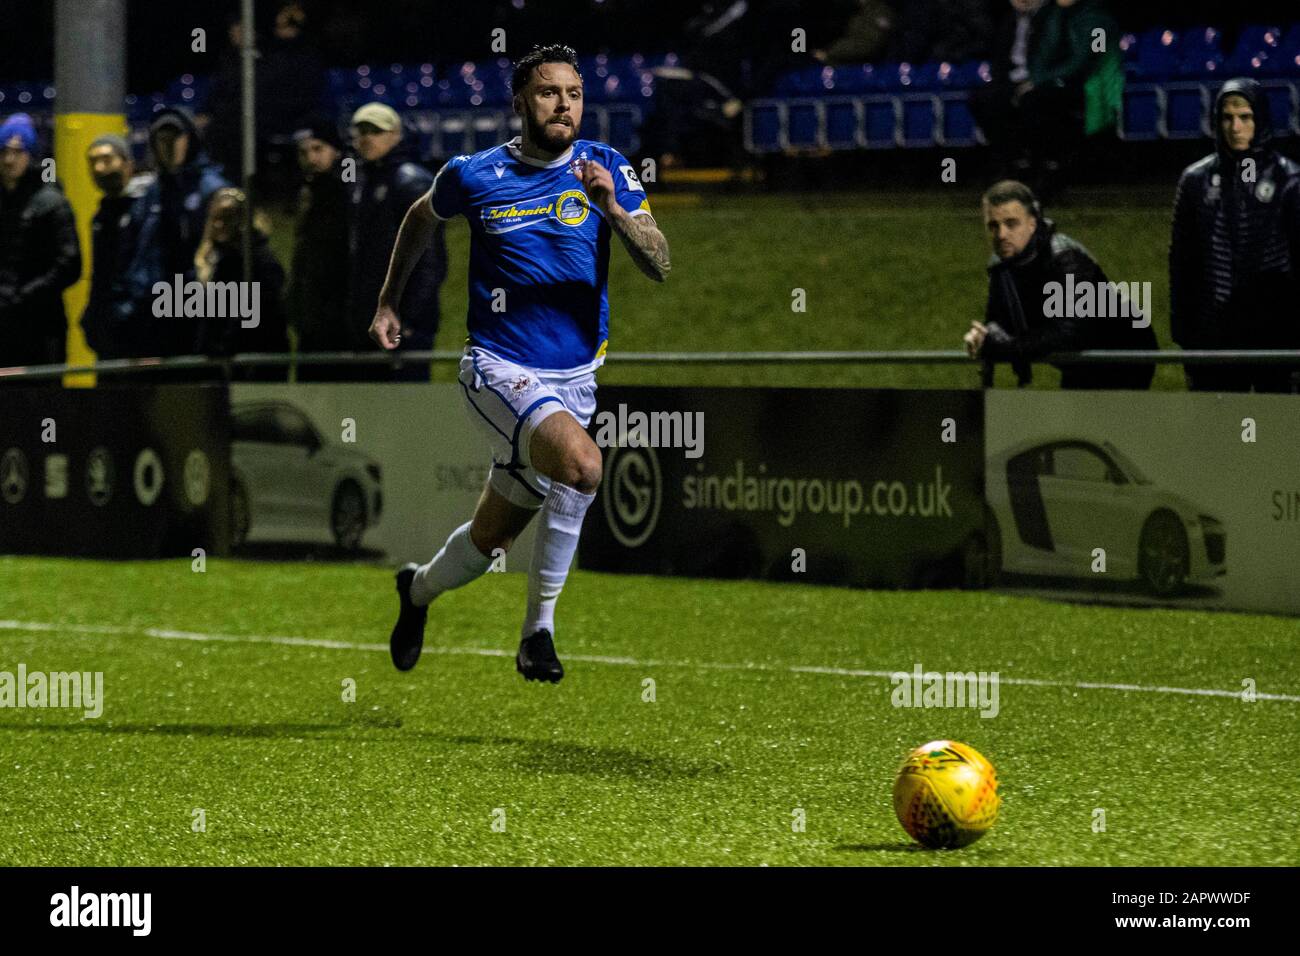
[1,0,1297,92]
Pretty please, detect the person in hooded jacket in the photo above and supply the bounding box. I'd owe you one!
[287,115,351,379]
[963,179,1157,389]
[0,113,81,367]
[1170,77,1300,393]
[125,107,231,359]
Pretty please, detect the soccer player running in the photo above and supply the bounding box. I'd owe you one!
[371,44,671,683]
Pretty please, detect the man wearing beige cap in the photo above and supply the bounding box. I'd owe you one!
[346,101,446,380]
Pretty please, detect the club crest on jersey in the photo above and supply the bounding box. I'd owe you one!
[555,189,590,226]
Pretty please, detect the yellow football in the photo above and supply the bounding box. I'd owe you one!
[893,740,1000,849]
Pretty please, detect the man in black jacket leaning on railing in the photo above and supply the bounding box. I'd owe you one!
[963,179,1156,389]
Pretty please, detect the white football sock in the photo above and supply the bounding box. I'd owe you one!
[410,520,493,607]
[522,481,595,638]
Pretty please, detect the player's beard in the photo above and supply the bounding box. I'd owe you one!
[528,113,578,154]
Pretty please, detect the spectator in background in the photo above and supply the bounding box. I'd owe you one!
[287,116,351,379]
[347,103,446,381]
[202,13,246,184]
[971,1,1049,178]
[886,0,993,65]
[257,2,328,197]
[126,107,231,358]
[0,113,81,367]
[814,0,896,66]
[1170,79,1300,393]
[81,134,155,361]
[963,180,1156,390]
[204,3,326,196]
[973,0,1120,198]
[192,187,288,379]
[643,1,802,169]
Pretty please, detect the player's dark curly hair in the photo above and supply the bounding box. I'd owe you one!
[511,43,582,95]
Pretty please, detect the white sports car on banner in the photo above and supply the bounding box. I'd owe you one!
[230,401,383,551]
[983,437,1226,596]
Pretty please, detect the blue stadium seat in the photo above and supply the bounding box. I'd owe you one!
[863,97,898,147]
[123,93,154,122]
[1225,24,1286,76]
[830,64,877,95]
[577,53,609,84]
[481,58,514,105]
[1131,28,1181,80]
[1261,82,1297,134]
[940,60,988,90]
[825,99,859,147]
[436,114,469,156]
[357,79,400,106]
[872,62,907,93]
[327,68,354,96]
[605,105,641,153]
[748,103,782,151]
[897,62,942,92]
[635,51,680,72]
[164,74,209,110]
[939,94,979,145]
[471,112,508,151]
[900,95,937,146]
[774,65,832,97]
[400,73,440,109]
[1177,26,1225,78]
[1165,84,1208,138]
[1119,32,1140,67]
[381,63,416,88]
[2,80,56,111]
[787,101,821,146]
[1121,85,1161,140]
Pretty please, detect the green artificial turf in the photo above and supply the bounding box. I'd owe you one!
[1,555,1295,866]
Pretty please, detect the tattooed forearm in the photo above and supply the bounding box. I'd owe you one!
[608,209,671,282]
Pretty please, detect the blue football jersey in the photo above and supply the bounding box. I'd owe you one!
[428,136,652,371]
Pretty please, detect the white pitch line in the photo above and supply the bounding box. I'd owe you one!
[1,618,1297,703]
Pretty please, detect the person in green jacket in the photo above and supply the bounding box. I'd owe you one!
[973,0,1121,198]
[1019,0,1122,193]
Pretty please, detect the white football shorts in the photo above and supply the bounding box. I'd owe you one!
[457,345,598,508]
